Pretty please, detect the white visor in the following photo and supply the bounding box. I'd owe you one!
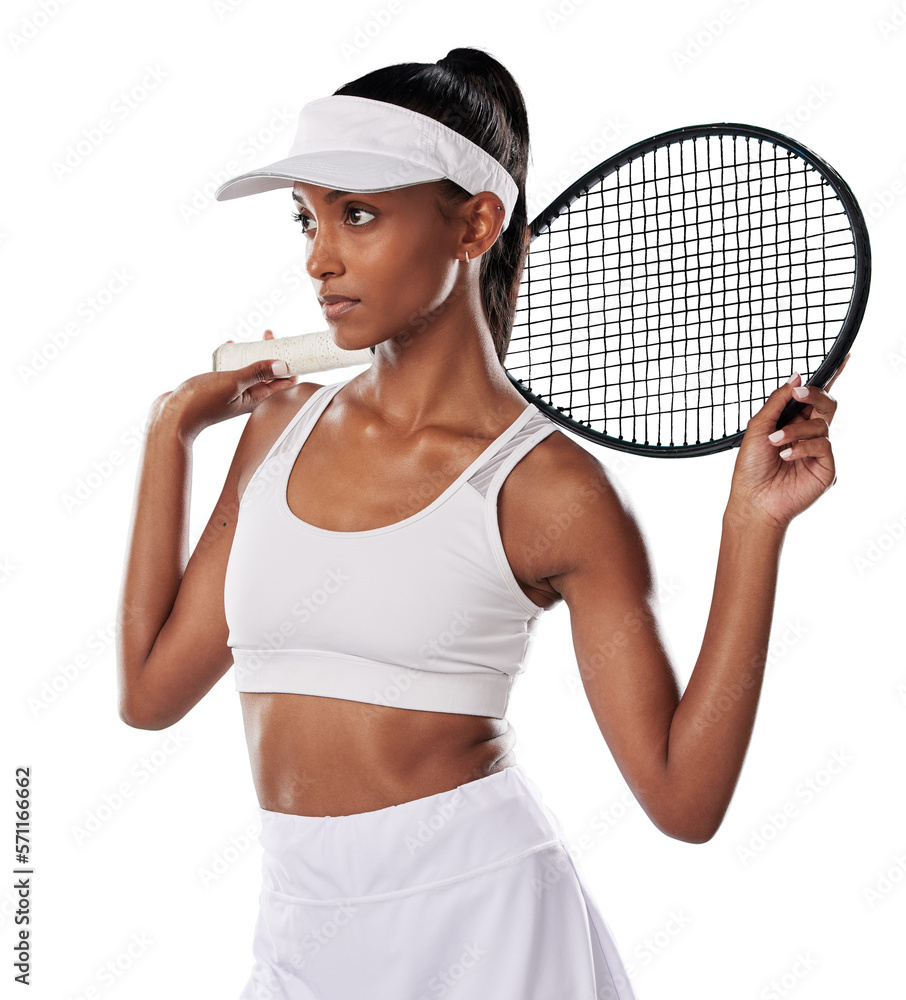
[214,95,518,232]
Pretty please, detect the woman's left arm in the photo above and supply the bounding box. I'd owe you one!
[543,356,849,843]
[668,358,849,837]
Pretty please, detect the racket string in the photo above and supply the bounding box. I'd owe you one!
[508,131,858,448]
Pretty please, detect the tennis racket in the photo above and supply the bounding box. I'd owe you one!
[212,122,870,457]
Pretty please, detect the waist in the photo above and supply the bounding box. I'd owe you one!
[239,690,516,817]
[232,647,516,719]
[255,764,568,903]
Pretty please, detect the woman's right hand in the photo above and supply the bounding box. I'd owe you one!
[154,329,297,442]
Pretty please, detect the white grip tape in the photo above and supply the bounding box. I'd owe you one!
[211,330,373,376]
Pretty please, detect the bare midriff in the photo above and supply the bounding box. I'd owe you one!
[240,693,520,817]
[236,379,562,818]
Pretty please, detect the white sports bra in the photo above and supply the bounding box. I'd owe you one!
[223,377,559,719]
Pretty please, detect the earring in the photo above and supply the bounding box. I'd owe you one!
[465,251,470,262]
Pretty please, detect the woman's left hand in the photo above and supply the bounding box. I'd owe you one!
[727,354,850,532]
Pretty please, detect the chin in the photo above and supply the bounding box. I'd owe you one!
[330,325,357,350]
[328,326,367,354]
[332,323,390,355]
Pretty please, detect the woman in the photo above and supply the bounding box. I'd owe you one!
[116,48,847,1000]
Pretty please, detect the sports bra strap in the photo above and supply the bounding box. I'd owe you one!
[467,408,555,499]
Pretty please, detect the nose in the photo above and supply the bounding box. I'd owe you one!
[304,226,344,281]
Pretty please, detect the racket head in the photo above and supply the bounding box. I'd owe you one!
[504,122,871,457]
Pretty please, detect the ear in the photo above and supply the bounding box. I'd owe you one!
[458,191,507,259]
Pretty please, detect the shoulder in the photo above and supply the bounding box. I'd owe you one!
[501,419,645,595]
[234,380,325,500]
[508,420,633,530]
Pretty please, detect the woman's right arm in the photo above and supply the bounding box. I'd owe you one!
[116,357,318,730]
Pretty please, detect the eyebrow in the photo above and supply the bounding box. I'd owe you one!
[291,189,350,206]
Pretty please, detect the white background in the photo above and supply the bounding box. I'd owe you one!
[3,0,905,997]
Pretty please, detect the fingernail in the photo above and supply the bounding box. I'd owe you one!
[785,372,799,384]
[271,360,288,375]
[768,430,784,442]
[792,386,809,399]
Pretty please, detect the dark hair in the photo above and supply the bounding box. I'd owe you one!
[334,47,531,364]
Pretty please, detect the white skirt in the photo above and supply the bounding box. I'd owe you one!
[238,764,637,1000]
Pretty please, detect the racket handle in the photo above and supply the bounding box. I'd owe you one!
[212,330,373,375]
[774,398,805,429]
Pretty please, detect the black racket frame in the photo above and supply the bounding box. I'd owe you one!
[504,122,871,457]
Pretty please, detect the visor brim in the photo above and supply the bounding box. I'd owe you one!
[214,151,446,201]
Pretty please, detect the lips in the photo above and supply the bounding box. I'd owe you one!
[321,297,359,319]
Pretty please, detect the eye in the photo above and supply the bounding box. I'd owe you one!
[290,210,316,234]
[290,205,376,235]
[346,206,375,226]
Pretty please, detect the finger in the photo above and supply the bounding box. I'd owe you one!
[776,434,834,468]
[767,416,829,448]
[748,373,803,430]
[236,358,289,387]
[789,382,838,425]
[264,329,274,340]
[242,375,300,410]
[247,376,298,400]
